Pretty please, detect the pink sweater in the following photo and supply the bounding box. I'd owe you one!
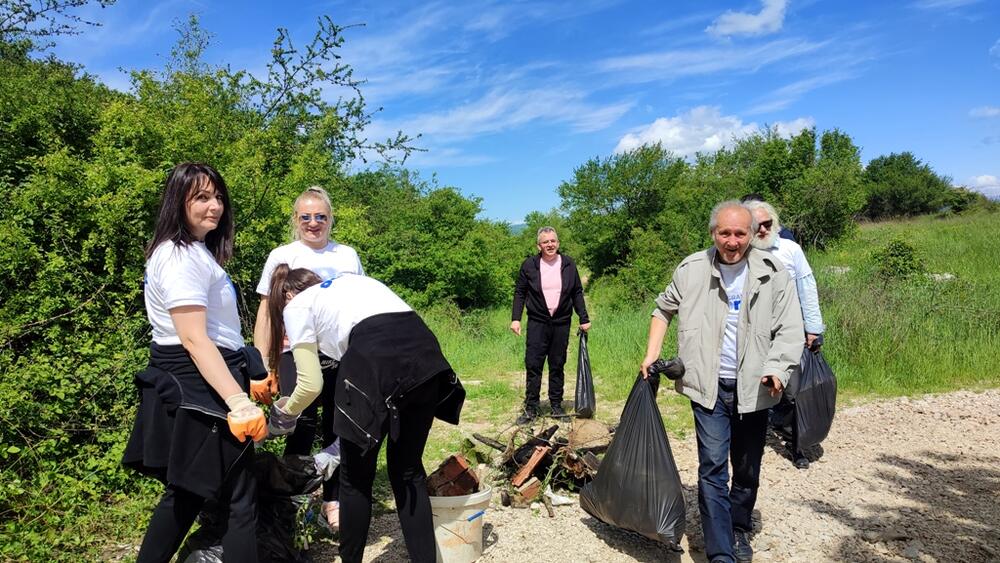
[539,255,562,316]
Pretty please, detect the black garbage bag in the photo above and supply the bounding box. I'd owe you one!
[794,347,837,449]
[579,373,685,547]
[178,452,324,563]
[575,331,596,418]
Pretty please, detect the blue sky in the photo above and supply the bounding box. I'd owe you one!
[51,0,1000,222]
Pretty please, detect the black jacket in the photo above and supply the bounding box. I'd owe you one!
[122,344,266,497]
[333,311,465,454]
[511,253,589,325]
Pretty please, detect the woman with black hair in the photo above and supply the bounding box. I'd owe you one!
[123,162,267,563]
[265,265,464,563]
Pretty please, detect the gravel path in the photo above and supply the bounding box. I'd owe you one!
[310,389,1000,562]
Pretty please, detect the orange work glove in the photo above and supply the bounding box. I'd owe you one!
[225,393,268,442]
[250,371,279,405]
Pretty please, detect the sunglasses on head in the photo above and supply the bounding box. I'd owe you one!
[759,220,773,230]
[298,213,329,224]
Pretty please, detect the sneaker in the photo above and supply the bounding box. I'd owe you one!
[550,404,569,420]
[516,406,538,425]
[322,500,340,533]
[734,529,753,563]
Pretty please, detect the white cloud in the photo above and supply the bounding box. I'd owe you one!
[991,39,1000,69]
[970,105,1000,118]
[970,174,999,187]
[707,0,788,37]
[404,147,498,168]
[373,88,633,141]
[772,117,816,138]
[746,71,857,114]
[969,174,1000,198]
[912,0,982,9]
[613,106,813,157]
[597,38,825,84]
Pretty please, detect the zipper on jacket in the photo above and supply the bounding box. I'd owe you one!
[335,405,372,440]
[343,378,372,403]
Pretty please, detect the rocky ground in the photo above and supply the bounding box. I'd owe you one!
[309,389,1000,562]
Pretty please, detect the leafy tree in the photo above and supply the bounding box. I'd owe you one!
[780,129,865,248]
[0,0,116,47]
[558,144,686,278]
[862,152,953,219]
[340,169,520,309]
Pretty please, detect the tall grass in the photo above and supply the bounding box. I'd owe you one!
[810,212,1000,397]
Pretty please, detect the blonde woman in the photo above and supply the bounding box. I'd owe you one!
[252,186,363,528]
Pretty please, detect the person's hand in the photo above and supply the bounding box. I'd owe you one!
[268,397,299,436]
[314,439,341,481]
[579,322,592,332]
[225,393,268,442]
[510,320,521,336]
[250,371,279,405]
[805,333,819,349]
[761,375,784,397]
[640,354,658,380]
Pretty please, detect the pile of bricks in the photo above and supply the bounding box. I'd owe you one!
[426,454,481,497]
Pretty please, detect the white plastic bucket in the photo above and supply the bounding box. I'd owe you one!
[429,485,492,563]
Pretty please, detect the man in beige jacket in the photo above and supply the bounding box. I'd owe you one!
[641,200,804,563]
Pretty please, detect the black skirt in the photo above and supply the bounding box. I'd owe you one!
[122,344,263,499]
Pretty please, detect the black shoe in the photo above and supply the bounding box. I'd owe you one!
[516,407,538,425]
[550,404,569,419]
[734,529,753,563]
[793,452,810,469]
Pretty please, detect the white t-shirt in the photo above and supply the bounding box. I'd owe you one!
[256,240,364,296]
[283,274,412,362]
[717,259,748,380]
[144,241,244,351]
[767,238,812,280]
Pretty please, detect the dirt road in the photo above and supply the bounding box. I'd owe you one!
[312,389,1000,562]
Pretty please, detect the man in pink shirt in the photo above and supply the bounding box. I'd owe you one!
[511,227,591,424]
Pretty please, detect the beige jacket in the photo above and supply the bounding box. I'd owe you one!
[653,247,804,413]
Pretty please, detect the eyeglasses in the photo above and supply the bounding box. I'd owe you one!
[759,220,773,230]
[298,213,329,224]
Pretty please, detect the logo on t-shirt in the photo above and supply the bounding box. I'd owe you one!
[729,294,741,312]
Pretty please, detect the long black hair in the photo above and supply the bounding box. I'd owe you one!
[145,162,235,265]
[266,264,323,372]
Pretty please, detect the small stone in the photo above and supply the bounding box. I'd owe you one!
[904,540,924,558]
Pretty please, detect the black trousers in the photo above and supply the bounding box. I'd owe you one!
[524,319,571,408]
[278,351,340,502]
[136,444,257,563]
[337,377,439,563]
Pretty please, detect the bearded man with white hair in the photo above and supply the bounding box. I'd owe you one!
[744,200,825,470]
[744,201,825,347]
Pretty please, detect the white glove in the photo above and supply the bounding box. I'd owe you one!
[267,397,299,436]
[314,439,341,481]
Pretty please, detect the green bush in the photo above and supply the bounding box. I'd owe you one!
[866,237,926,281]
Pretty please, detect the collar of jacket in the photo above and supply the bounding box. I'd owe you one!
[533,252,570,270]
[707,247,781,283]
